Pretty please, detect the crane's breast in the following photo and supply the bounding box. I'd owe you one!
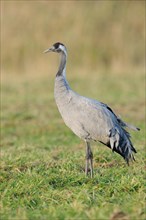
[54,81,112,143]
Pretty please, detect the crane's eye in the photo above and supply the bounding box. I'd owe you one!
[55,47,61,53]
[54,42,61,49]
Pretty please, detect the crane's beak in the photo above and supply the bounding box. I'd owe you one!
[43,46,54,53]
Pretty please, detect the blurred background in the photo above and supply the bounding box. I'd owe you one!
[1,1,145,78]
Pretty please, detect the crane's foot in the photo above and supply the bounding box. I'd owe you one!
[89,157,93,178]
[85,165,93,178]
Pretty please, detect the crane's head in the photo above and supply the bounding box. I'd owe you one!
[43,42,67,55]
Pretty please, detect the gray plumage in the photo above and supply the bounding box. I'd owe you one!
[44,42,140,177]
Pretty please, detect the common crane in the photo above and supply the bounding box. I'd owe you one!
[44,42,140,178]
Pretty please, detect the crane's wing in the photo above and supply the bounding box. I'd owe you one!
[100,102,140,131]
[68,93,139,164]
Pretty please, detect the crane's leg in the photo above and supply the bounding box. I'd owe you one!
[85,141,93,178]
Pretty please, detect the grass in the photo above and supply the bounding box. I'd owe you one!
[1,71,145,220]
[1,1,145,220]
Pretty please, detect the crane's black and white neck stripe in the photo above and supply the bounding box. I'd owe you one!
[55,43,67,77]
[43,42,67,77]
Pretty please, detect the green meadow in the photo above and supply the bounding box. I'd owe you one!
[1,1,145,220]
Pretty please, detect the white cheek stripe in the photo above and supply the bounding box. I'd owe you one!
[59,45,67,55]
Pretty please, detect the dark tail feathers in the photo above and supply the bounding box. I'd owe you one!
[109,127,137,164]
